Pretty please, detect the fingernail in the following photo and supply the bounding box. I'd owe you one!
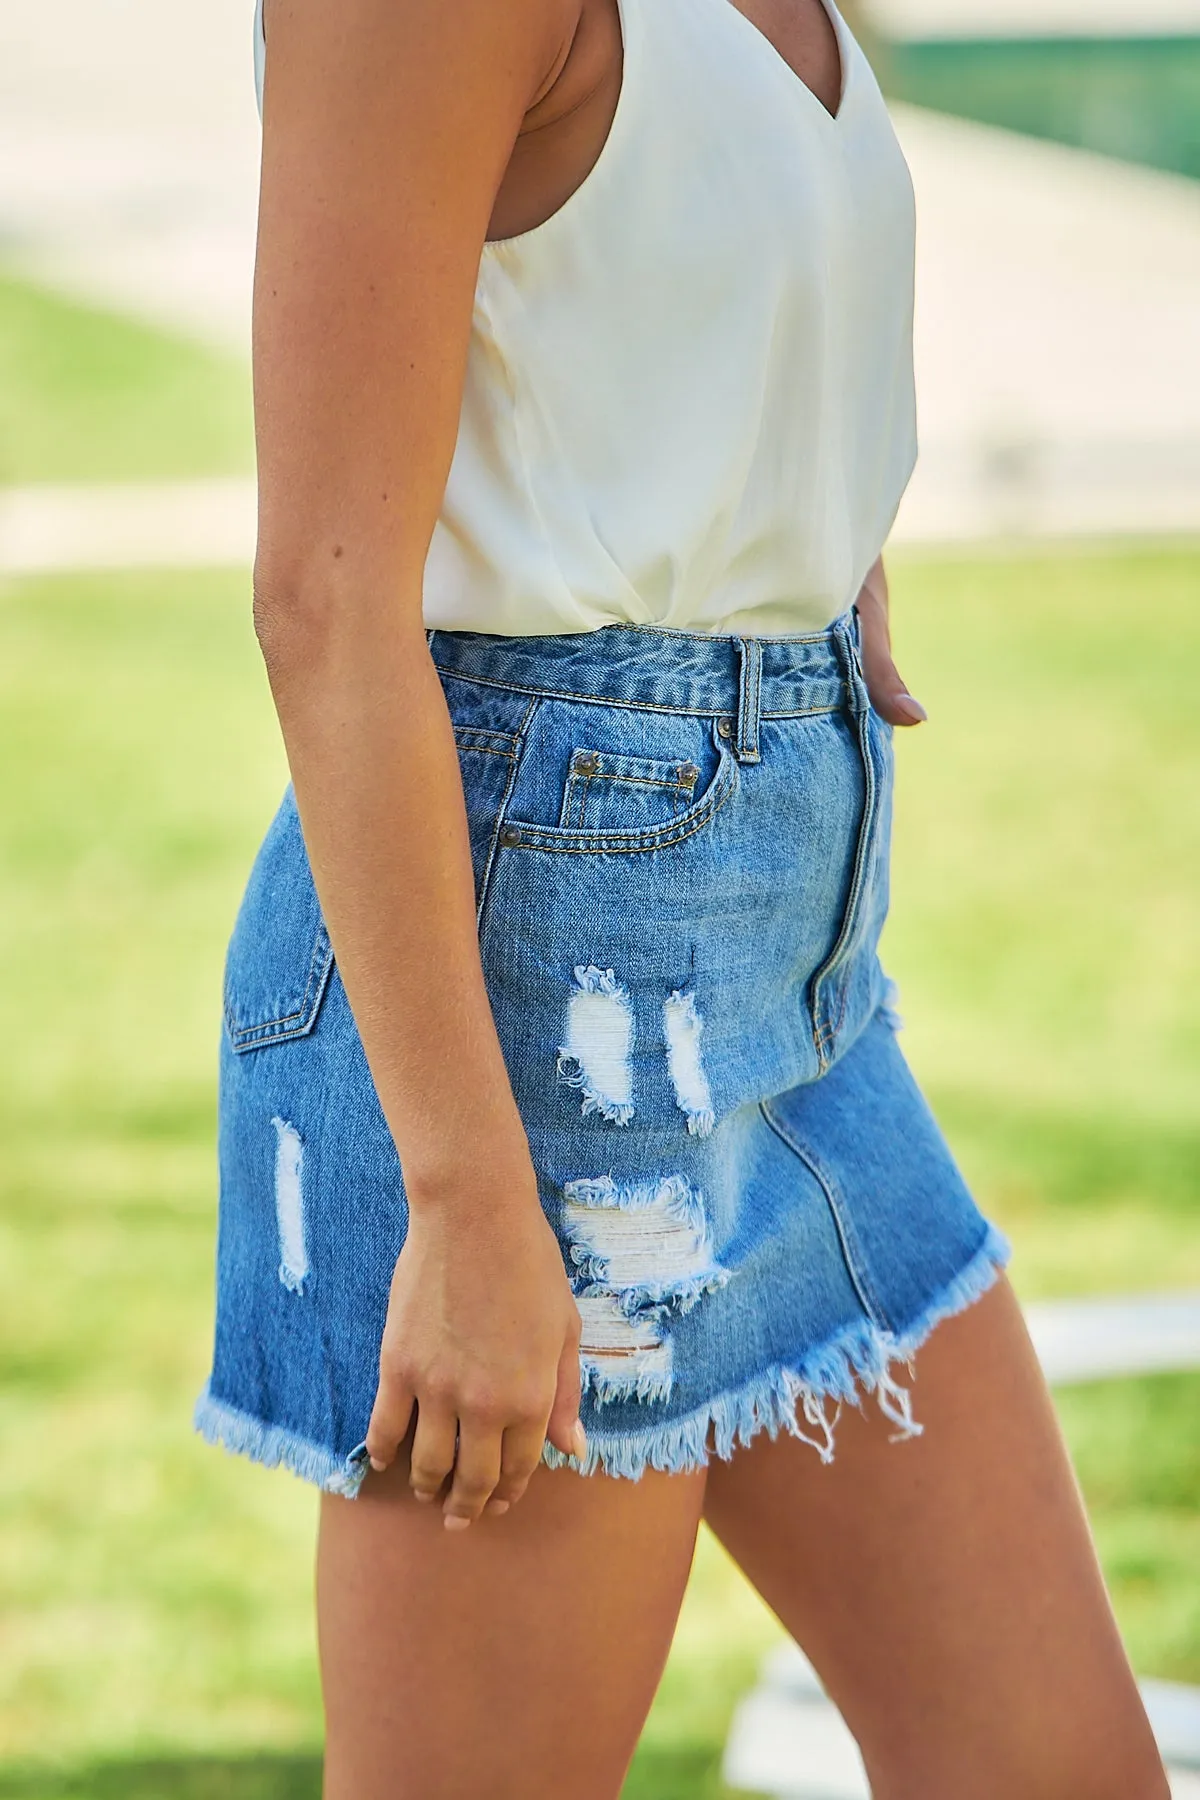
[368,1457,387,1473]
[411,1487,436,1504]
[443,1514,471,1533]
[487,1499,510,1516]
[894,693,927,724]
[570,1420,588,1459]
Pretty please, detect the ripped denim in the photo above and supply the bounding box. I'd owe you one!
[195,611,1008,1493]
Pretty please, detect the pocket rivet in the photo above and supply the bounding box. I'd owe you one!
[678,762,699,785]
[499,825,522,848]
[717,718,733,739]
[574,751,600,775]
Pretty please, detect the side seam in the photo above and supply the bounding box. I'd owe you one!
[758,1096,893,1333]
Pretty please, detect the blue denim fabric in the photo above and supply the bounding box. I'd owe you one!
[195,612,1009,1494]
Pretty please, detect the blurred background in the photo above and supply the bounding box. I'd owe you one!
[0,2,1197,1796]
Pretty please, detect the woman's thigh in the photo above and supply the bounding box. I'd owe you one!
[318,1453,706,1800]
[704,1277,1169,1800]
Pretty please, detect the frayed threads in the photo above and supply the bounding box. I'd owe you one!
[562,1173,730,1316]
[193,1231,1011,1498]
[577,1292,674,1404]
[193,1386,369,1498]
[546,1225,1010,1480]
[557,965,635,1126]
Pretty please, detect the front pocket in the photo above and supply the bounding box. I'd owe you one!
[558,748,702,834]
[503,722,737,856]
[223,787,334,1053]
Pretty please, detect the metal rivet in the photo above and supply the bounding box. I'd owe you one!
[717,718,733,739]
[678,762,699,785]
[499,825,521,847]
[574,751,600,774]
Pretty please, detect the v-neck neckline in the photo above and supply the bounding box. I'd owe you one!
[717,0,851,127]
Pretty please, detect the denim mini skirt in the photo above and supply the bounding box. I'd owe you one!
[195,611,1009,1495]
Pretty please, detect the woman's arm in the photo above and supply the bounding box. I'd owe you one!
[251,0,585,1529]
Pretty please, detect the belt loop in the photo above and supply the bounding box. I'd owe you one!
[833,611,867,719]
[734,638,763,764]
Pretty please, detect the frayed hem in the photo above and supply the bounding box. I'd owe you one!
[545,1224,1012,1480]
[193,1386,369,1498]
[892,1221,1011,1359]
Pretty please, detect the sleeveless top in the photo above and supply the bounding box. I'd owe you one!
[253,0,918,638]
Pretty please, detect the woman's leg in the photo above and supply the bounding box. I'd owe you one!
[318,1451,706,1800]
[705,1277,1169,1800]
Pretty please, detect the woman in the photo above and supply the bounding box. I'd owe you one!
[195,0,1169,1793]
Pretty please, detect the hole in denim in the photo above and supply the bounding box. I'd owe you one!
[576,1293,674,1403]
[557,965,635,1125]
[663,988,715,1137]
[271,1116,309,1294]
[563,1173,729,1316]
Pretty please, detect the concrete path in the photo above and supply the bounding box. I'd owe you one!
[1027,1291,1200,1385]
[0,480,256,577]
[3,2,1200,546]
[0,0,259,350]
[892,106,1200,542]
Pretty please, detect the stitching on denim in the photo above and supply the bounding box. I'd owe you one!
[504,756,735,855]
[475,694,540,926]
[832,708,883,1044]
[504,793,731,855]
[742,640,763,760]
[453,725,520,751]
[563,766,694,830]
[808,692,880,1061]
[226,929,324,1034]
[226,935,335,1049]
[561,767,588,830]
[455,744,516,759]
[765,706,839,718]
[758,1099,892,1330]
[575,772,696,792]
[581,619,840,646]
[431,663,842,720]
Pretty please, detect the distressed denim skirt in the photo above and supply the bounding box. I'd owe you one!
[195,611,1009,1495]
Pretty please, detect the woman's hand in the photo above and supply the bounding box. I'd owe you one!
[365,1157,585,1531]
[855,557,927,727]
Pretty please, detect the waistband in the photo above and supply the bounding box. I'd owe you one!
[428,614,862,765]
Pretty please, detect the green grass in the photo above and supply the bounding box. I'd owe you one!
[0,547,1198,1793]
[885,545,1200,1297]
[0,277,252,484]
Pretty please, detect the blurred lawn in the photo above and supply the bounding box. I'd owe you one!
[1,274,1198,1793]
[0,277,252,483]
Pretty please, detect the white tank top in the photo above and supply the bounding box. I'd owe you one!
[253,0,918,638]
